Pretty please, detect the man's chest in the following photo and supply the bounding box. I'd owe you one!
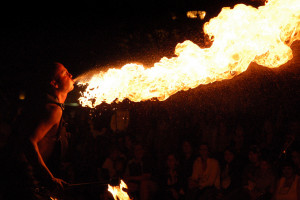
[38,123,60,160]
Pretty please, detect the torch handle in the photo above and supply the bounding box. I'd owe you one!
[67,181,108,187]
[66,178,120,188]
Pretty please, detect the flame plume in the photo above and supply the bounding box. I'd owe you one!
[78,0,300,108]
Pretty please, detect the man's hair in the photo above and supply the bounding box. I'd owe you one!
[37,62,60,88]
[26,62,61,99]
[280,159,296,171]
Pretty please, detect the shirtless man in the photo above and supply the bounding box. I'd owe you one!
[2,62,74,200]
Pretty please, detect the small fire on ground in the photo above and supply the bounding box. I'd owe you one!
[108,180,132,200]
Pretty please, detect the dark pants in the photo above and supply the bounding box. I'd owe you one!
[185,186,219,200]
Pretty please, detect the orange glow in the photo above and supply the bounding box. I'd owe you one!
[108,180,131,200]
[187,11,206,19]
[77,0,300,108]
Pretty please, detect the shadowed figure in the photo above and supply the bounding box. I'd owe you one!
[1,62,74,200]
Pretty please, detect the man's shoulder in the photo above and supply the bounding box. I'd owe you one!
[44,103,63,122]
[45,103,63,112]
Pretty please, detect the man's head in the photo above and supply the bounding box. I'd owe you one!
[49,62,74,93]
[198,143,209,159]
[39,62,74,94]
[281,160,296,178]
[248,145,261,164]
[134,144,144,160]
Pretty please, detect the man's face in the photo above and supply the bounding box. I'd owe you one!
[248,151,259,163]
[54,63,74,92]
[224,150,234,163]
[199,145,209,158]
[134,145,144,160]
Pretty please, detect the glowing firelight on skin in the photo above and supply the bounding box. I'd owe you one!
[77,0,300,108]
[108,180,132,200]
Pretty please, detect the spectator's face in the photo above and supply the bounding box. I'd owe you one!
[248,151,259,163]
[167,154,177,169]
[282,166,294,178]
[182,141,192,154]
[260,160,270,171]
[199,145,209,158]
[291,151,300,165]
[224,150,234,163]
[125,136,132,147]
[134,145,144,159]
[110,149,119,160]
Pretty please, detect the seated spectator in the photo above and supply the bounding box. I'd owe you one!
[100,147,126,181]
[159,153,184,200]
[274,160,300,200]
[242,145,261,187]
[124,143,157,200]
[220,147,243,198]
[187,143,220,200]
[178,140,196,196]
[246,158,276,200]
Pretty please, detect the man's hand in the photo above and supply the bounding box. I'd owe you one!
[52,177,68,190]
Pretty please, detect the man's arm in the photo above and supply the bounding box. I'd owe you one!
[24,104,65,188]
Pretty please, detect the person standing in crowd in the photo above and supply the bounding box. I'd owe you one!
[1,62,74,200]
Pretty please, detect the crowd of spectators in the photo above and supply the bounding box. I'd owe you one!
[0,101,299,200]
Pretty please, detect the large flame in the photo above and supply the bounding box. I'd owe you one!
[108,180,132,200]
[77,0,300,108]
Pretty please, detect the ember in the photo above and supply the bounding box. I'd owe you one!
[77,0,300,108]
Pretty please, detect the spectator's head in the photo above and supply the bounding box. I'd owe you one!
[224,147,236,163]
[199,143,209,159]
[124,135,134,148]
[281,160,296,178]
[259,157,272,171]
[182,140,193,155]
[248,145,261,164]
[134,144,144,160]
[108,147,120,161]
[291,147,300,168]
[167,153,178,170]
